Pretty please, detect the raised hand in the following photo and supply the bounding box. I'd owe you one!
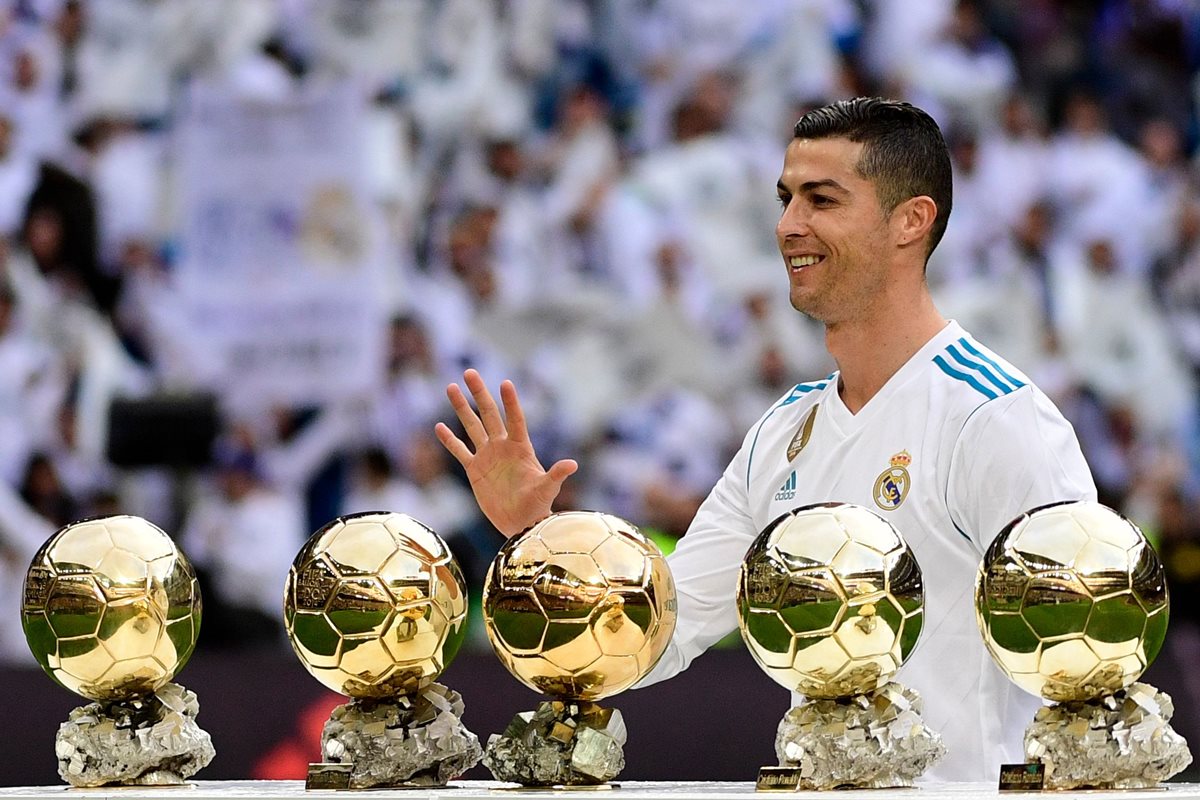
[434,369,578,538]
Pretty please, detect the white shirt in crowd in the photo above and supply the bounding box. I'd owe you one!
[639,321,1097,782]
[179,484,304,619]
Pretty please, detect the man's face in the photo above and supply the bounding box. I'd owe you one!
[775,137,893,324]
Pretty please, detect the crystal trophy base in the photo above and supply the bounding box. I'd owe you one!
[317,682,482,789]
[55,682,215,788]
[1022,682,1192,790]
[483,700,627,786]
[767,682,944,790]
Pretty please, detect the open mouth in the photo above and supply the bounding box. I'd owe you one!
[788,255,825,270]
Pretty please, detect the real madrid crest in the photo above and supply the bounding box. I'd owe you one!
[786,406,819,461]
[873,450,912,511]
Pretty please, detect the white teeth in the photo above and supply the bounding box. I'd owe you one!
[789,255,821,268]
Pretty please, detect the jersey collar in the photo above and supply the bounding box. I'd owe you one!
[824,320,966,436]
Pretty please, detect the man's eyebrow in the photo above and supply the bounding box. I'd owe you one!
[776,178,850,194]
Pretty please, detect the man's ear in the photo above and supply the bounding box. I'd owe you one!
[893,195,938,249]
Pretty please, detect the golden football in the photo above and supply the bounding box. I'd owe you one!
[975,501,1169,702]
[284,511,468,698]
[21,515,202,702]
[738,502,924,699]
[483,511,677,701]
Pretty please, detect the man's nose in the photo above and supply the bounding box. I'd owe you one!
[777,201,813,239]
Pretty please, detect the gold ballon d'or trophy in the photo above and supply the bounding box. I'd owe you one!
[482,511,677,787]
[284,511,480,789]
[738,502,944,790]
[976,500,1191,789]
[21,515,212,787]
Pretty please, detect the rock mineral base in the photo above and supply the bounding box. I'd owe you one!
[484,700,627,785]
[54,682,215,788]
[774,682,945,789]
[320,682,482,788]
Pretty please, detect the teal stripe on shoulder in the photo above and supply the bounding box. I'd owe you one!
[782,380,830,403]
[945,344,1014,394]
[958,337,1025,388]
[933,354,997,400]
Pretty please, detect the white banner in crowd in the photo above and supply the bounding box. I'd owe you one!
[176,81,386,410]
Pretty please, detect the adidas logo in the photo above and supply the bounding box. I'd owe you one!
[775,471,797,502]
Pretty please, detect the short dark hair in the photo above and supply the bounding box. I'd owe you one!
[793,98,953,258]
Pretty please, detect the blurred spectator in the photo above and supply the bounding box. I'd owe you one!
[403,433,479,541]
[0,114,37,236]
[1046,90,1151,274]
[1137,117,1190,265]
[17,451,74,527]
[1094,0,1196,143]
[0,476,55,663]
[76,116,164,265]
[1158,484,1200,621]
[179,431,305,648]
[0,281,66,484]
[932,124,991,285]
[5,39,69,163]
[341,445,429,520]
[632,73,778,301]
[974,92,1049,231]
[936,202,1052,376]
[1153,483,1200,749]
[1053,236,1195,442]
[906,0,1018,131]
[402,432,484,585]
[368,314,446,457]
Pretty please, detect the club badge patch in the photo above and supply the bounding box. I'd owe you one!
[873,450,912,511]
[786,406,818,462]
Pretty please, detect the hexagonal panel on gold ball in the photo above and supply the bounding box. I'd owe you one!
[22,515,202,702]
[284,511,468,698]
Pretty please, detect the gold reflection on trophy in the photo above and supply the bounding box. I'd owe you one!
[284,511,468,698]
[738,503,923,698]
[975,501,1169,702]
[483,511,677,701]
[21,516,202,702]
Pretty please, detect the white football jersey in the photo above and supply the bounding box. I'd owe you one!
[640,320,1097,781]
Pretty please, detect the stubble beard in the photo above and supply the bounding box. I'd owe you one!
[789,276,838,325]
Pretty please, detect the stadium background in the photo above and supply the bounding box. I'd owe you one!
[3,0,1200,784]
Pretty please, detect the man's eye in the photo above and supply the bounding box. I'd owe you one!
[777,195,790,209]
[812,195,833,207]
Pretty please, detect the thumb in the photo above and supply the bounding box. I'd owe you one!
[545,459,578,488]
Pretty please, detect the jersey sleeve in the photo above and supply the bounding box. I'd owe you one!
[637,424,758,688]
[946,386,1098,551]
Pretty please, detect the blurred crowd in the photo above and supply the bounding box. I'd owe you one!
[3,0,1200,663]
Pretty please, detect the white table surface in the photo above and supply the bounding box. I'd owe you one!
[0,782,1195,799]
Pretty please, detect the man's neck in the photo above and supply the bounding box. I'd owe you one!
[826,293,947,415]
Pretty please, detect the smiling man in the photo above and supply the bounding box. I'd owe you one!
[436,98,1097,781]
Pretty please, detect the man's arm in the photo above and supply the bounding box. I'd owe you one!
[947,386,1098,550]
[638,429,758,686]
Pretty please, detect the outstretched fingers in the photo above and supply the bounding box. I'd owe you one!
[464,369,507,439]
[446,381,488,448]
[500,380,529,443]
[434,422,474,467]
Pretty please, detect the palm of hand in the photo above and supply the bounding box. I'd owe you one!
[467,439,560,536]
